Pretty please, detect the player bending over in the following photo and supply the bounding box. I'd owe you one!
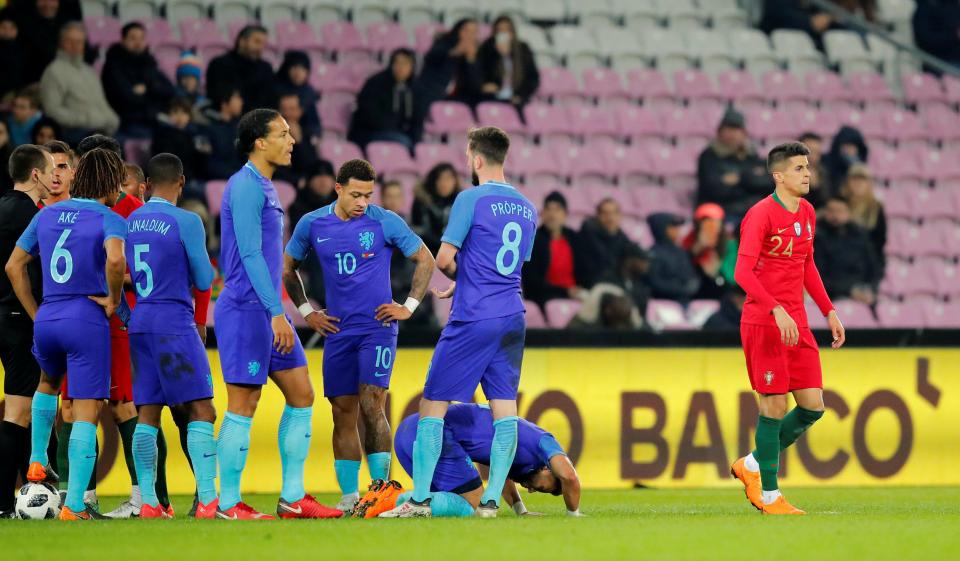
[125,154,218,519]
[214,109,340,519]
[380,127,537,518]
[8,148,128,520]
[731,142,845,515]
[283,159,434,513]
[385,403,581,517]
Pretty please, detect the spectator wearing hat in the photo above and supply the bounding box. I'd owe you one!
[696,108,772,221]
[174,51,208,116]
[823,125,869,194]
[102,21,175,138]
[275,50,320,132]
[683,202,729,300]
[814,196,882,305]
[647,212,700,304]
[206,24,276,111]
[523,191,589,309]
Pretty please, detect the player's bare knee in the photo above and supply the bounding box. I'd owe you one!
[329,397,358,428]
[759,394,789,419]
[358,386,386,418]
[186,399,216,424]
[3,396,31,426]
[137,405,163,427]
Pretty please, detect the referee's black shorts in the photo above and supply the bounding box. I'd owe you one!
[0,312,39,397]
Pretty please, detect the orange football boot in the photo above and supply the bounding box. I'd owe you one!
[761,495,806,515]
[352,480,387,518]
[363,480,405,519]
[730,457,762,510]
[26,462,58,484]
[59,505,107,520]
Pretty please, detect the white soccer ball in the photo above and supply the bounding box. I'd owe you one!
[15,482,60,520]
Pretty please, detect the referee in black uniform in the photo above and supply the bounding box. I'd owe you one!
[0,145,54,517]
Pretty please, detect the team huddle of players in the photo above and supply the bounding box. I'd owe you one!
[1,108,844,520]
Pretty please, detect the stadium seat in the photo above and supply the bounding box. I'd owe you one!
[212,2,257,27]
[761,70,808,104]
[661,106,713,141]
[673,69,723,102]
[84,16,121,49]
[139,17,174,48]
[716,70,764,106]
[922,299,960,328]
[550,26,603,74]
[608,0,659,29]
[744,107,798,143]
[273,179,296,212]
[476,103,526,137]
[545,299,582,328]
[365,21,413,58]
[302,0,344,27]
[913,187,959,221]
[935,220,960,258]
[876,299,926,328]
[902,73,947,105]
[657,0,704,30]
[642,26,692,76]
[536,66,585,104]
[274,20,324,52]
[319,138,365,168]
[687,300,720,328]
[942,74,960,103]
[616,105,664,142]
[919,105,960,144]
[592,26,645,72]
[771,29,824,74]
[414,143,462,176]
[804,299,830,330]
[648,143,698,186]
[566,104,619,142]
[881,260,940,298]
[847,72,897,104]
[347,0,394,27]
[836,107,886,143]
[882,109,928,146]
[832,299,878,329]
[930,258,960,298]
[726,28,779,77]
[81,0,112,17]
[522,102,575,144]
[179,18,229,50]
[581,67,630,105]
[525,0,566,22]
[790,107,839,138]
[316,98,351,139]
[685,29,737,75]
[647,299,691,331]
[823,30,876,75]
[804,71,853,103]
[123,139,151,167]
[205,180,229,217]
[366,141,418,179]
[395,0,436,28]
[523,300,548,329]
[704,0,749,28]
[604,144,653,185]
[624,68,673,106]
[310,62,358,98]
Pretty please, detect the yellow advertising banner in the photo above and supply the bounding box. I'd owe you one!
[3,347,958,495]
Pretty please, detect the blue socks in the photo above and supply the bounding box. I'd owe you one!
[480,416,519,506]
[278,405,312,503]
[186,421,217,505]
[132,424,159,507]
[29,392,58,466]
[412,417,444,503]
[367,452,391,481]
[65,421,97,512]
[397,490,475,517]
[334,459,361,497]
[217,412,252,510]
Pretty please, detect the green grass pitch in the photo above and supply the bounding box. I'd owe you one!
[3,487,959,561]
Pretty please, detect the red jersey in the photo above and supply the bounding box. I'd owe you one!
[738,194,818,328]
[112,192,143,219]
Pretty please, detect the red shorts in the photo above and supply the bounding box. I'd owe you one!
[60,318,133,402]
[740,323,822,394]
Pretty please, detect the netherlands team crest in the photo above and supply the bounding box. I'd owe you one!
[359,231,375,251]
[793,222,802,236]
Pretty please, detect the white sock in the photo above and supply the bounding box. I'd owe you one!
[761,489,781,505]
[744,453,760,472]
[341,492,359,502]
[130,485,142,507]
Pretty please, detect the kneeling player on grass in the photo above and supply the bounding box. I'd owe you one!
[380,403,581,518]
[125,154,218,519]
[730,142,845,515]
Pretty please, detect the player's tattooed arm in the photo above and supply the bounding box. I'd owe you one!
[549,455,582,515]
[5,247,38,320]
[282,254,339,335]
[89,238,126,318]
[375,243,435,322]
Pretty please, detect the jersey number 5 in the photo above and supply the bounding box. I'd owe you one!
[133,244,154,297]
[496,221,523,276]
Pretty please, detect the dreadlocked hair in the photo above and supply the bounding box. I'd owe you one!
[72,147,125,201]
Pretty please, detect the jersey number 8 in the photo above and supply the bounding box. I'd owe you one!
[495,221,523,276]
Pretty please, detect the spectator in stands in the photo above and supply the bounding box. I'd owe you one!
[578,198,641,288]
[823,125,868,191]
[122,161,145,201]
[478,15,540,109]
[6,86,43,147]
[913,0,960,71]
[815,196,882,305]
[206,24,275,112]
[30,115,60,145]
[523,191,588,309]
[152,97,207,199]
[200,85,243,180]
[840,164,887,272]
[101,22,175,139]
[0,121,13,193]
[411,162,461,253]
[703,287,746,331]
[288,159,337,306]
[275,91,320,188]
[0,9,24,101]
[683,203,728,300]
[799,131,830,208]
[349,48,425,151]
[569,286,643,330]
[12,0,81,85]
[40,22,120,143]
[646,212,700,304]
[275,50,320,132]
[380,180,436,328]
[418,18,483,108]
[695,108,771,221]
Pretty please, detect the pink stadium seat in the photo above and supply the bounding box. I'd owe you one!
[870,147,924,184]
[581,67,630,104]
[476,102,526,136]
[273,180,296,211]
[647,299,691,331]
[876,299,926,328]
[761,70,807,103]
[425,101,475,139]
[804,300,830,329]
[432,292,452,326]
[140,17,174,48]
[912,187,958,221]
[836,107,886,141]
[510,143,565,184]
[536,67,584,103]
[805,71,852,102]
[319,138,364,168]
[608,144,655,184]
[84,16,121,48]
[661,106,713,141]
[621,217,653,247]
[524,102,576,142]
[921,299,960,328]
[566,105,619,141]
[882,109,927,144]
[617,105,664,141]
[414,143,462,176]
[649,144,698,185]
[179,18,228,50]
[932,220,960,258]
[687,299,721,328]
[317,98,352,138]
[413,23,445,54]
[205,180,228,217]
[902,73,947,105]
[744,107,798,141]
[832,299,877,329]
[310,62,357,95]
[561,187,594,219]
[275,20,323,52]
[920,149,960,183]
[790,107,838,138]
[892,222,948,258]
[624,68,673,105]
[919,105,960,143]
[930,259,960,297]
[848,72,896,103]
[365,21,412,56]
[672,69,721,101]
[716,70,764,104]
[524,300,547,329]
[553,144,613,185]
[545,299,582,329]
[881,260,939,298]
[366,141,418,177]
[320,21,372,63]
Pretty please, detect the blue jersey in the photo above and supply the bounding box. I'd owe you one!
[16,198,127,323]
[285,203,422,336]
[441,181,537,322]
[125,198,214,334]
[219,162,285,316]
[444,404,565,480]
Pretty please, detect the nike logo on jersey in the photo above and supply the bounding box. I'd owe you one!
[777,227,789,234]
[316,237,332,244]
[374,371,389,378]
[279,503,302,514]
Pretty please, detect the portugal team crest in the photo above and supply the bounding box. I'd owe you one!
[764,371,774,385]
[359,231,375,251]
[793,222,802,237]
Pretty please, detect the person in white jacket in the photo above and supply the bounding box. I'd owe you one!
[39,22,119,143]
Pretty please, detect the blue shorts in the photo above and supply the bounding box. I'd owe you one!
[130,332,214,406]
[33,319,110,400]
[395,414,482,494]
[214,301,307,385]
[322,329,397,398]
[423,313,525,402]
